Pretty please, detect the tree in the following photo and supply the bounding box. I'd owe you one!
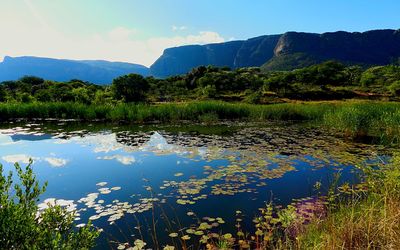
[19,76,45,85]
[34,89,53,102]
[0,161,99,249]
[72,87,91,104]
[388,81,400,96]
[0,86,6,102]
[111,74,149,102]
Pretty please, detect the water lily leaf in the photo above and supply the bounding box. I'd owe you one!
[168,233,178,238]
[181,235,191,240]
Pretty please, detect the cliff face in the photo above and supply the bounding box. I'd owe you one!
[150,36,280,77]
[234,35,281,68]
[0,56,150,85]
[151,29,400,77]
[263,29,400,70]
[150,41,244,78]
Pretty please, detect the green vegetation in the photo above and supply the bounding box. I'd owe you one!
[0,61,399,143]
[0,101,399,144]
[296,153,400,249]
[112,74,149,102]
[0,161,99,249]
[1,62,400,104]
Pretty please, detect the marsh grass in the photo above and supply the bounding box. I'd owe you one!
[297,153,400,249]
[0,100,399,143]
[322,102,400,143]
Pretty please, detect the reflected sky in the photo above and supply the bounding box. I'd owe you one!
[0,122,385,249]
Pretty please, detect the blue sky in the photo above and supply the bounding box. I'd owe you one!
[1,0,400,66]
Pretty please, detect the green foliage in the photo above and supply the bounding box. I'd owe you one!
[0,161,99,249]
[243,90,262,104]
[71,87,91,104]
[322,102,400,143]
[198,112,219,124]
[0,78,103,104]
[261,52,319,71]
[111,74,149,102]
[199,85,217,98]
[1,62,400,104]
[297,153,400,249]
[19,76,45,85]
[360,65,400,89]
[388,80,400,96]
[0,86,6,102]
[0,100,398,145]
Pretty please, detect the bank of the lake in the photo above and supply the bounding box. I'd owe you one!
[0,100,399,144]
[296,152,400,249]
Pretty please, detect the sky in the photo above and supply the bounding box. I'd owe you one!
[1,0,400,67]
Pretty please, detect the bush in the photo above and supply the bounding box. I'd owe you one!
[244,91,262,104]
[111,74,149,102]
[0,160,99,249]
[388,81,400,96]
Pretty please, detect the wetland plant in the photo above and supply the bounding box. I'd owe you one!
[0,160,99,249]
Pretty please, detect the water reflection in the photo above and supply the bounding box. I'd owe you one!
[0,122,388,249]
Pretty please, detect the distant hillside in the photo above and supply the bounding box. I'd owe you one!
[150,41,244,78]
[150,29,400,77]
[0,56,150,84]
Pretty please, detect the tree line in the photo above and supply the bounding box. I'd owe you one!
[1,61,399,104]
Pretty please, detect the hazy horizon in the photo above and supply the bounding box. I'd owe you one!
[2,0,400,66]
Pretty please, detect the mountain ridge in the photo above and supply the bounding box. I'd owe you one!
[1,29,399,82]
[0,56,150,84]
[151,29,400,77]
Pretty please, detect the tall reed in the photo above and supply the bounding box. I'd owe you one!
[1,101,399,144]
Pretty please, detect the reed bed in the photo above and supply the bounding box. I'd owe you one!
[297,153,400,249]
[0,100,399,143]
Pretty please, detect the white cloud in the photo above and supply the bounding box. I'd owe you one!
[2,154,37,164]
[0,0,226,66]
[172,25,187,31]
[0,22,225,67]
[97,155,136,165]
[44,157,68,167]
[1,154,68,167]
[108,27,137,41]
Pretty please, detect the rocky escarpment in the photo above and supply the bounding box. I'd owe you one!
[150,35,281,77]
[264,29,400,70]
[233,34,281,68]
[150,41,244,78]
[151,29,400,77]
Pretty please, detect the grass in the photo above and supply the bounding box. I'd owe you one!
[296,153,400,249]
[0,100,399,144]
[322,102,400,143]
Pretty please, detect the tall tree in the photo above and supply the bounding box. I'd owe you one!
[111,74,149,102]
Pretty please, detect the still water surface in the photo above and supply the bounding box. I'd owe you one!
[0,122,385,248]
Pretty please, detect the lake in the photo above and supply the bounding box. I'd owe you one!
[0,121,387,249]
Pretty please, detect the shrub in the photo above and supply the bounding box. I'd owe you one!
[0,160,99,249]
[388,81,400,96]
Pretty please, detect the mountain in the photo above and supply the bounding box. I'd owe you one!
[150,29,400,77]
[263,29,400,70]
[150,41,244,77]
[0,56,150,84]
